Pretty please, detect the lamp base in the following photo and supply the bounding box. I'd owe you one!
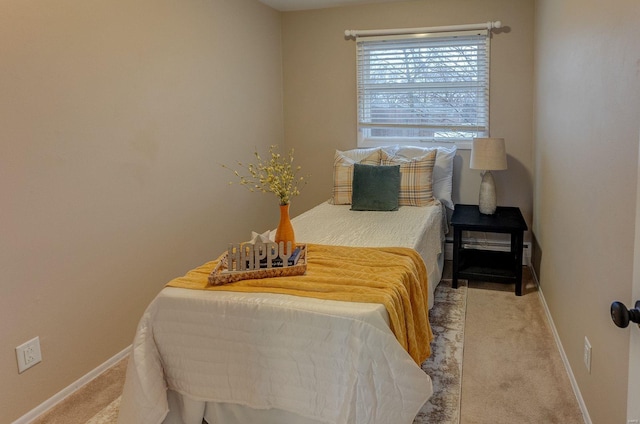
[479,171,497,215]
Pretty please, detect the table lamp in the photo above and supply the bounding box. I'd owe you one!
[470,137,507,215]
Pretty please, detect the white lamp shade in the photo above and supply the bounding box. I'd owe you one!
[470,138,507,171]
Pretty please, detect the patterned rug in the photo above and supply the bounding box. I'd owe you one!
[87,281,467,424]
[414,280,467,424]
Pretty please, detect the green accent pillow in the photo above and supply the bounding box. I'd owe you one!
[350,163,401,211]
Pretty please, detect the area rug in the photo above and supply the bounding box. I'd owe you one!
[86,281,467,424]
[414,280,467,424]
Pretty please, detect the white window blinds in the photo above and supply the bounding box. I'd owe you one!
[356,30,489,146]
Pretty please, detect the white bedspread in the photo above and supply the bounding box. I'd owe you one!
[118,202,445,424]
[118,289,433,424]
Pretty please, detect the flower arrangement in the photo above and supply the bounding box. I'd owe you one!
[224,145,307,206]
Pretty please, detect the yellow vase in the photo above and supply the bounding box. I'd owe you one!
[275,203,295,254]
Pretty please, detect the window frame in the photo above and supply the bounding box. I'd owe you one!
[355,30,491,150]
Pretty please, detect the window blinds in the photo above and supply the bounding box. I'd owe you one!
[356,30,489,144]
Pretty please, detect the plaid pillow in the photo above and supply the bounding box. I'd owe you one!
[329,150,380,205]
[384,145,457,209]
[380,150,437,206]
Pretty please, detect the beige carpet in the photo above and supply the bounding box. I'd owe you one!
[86,396,121,424]
[31,357,128,424]
[459,276,585,424]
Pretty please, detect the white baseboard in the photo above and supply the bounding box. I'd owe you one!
[533,270,592,424]
[444,238,532,266]
[12,345,131,424]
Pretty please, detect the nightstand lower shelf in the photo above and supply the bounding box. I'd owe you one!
[456,249,518,283]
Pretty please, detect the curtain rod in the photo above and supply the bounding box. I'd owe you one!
[344,21,502,38]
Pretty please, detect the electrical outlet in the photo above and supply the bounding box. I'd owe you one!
[627,420,639,424]
[16,336,42,373]
[583,337,592,374]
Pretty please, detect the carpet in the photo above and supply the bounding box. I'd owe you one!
[87,396,121,424]
[414,280,467,424]
[86,281,467,424]
[459,283,585,424]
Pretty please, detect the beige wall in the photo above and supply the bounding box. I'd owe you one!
[534,0,640,422]
[282,0,535,233]
[0,0,283,421]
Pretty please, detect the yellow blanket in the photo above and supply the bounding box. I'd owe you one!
[166,243,433,364]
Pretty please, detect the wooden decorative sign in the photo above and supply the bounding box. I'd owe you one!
[209,241,307,286]
[227,239,301,271]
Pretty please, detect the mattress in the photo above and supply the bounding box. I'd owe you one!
[290,201,446,309]
[118,202,446,424]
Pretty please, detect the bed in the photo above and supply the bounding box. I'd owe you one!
[117,145,456,424]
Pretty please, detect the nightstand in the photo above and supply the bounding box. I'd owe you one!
[451,204,528,295]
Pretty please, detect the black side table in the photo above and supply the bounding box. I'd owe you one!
[451,204,528,295]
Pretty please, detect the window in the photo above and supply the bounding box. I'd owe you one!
[356,30,489,148]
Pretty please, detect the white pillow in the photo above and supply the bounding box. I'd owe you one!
[338,147,382,162]
[382,145,456,209]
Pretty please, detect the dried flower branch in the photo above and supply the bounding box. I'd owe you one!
[223,145,307,205]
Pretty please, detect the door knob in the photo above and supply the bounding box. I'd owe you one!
[610,300,640,328]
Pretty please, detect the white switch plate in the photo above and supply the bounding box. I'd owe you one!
[16,336,42,373]
[583,336,592,373]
